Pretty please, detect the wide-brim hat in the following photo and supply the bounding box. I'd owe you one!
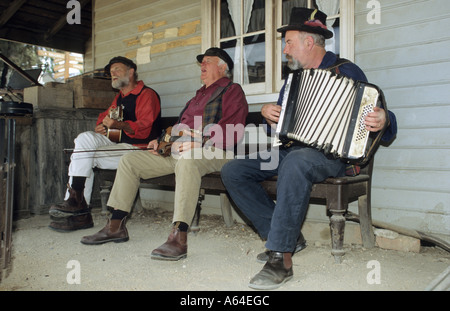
[277,7,333,39]
[196,47,234,72]
[104,56,137,75]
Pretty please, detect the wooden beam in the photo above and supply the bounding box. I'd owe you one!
[0,0,28,28]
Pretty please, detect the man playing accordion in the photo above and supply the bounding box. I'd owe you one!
[221,7,397,290]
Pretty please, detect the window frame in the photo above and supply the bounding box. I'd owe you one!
[201,0,354,105]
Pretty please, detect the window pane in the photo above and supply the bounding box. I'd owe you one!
[244,34,265,83]
[220,0,236,38]
[247,0,265,34]
[220,36,265,85]
[221,0,266,38]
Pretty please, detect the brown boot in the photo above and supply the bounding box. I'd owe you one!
[151,226,187,261]
[49,184,89,218]
[49,213,94,232]
[80,218,129,245]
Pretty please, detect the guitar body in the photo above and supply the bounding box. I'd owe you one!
[106,105,123,143]
[107,128,122,143]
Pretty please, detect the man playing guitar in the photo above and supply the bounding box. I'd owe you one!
[49,56,161,232]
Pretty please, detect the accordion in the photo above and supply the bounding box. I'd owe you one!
[275,69,388,164]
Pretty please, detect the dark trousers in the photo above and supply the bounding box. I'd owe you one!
[221,146,346,252]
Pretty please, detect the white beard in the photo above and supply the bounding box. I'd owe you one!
[112,75,130,89]
[287,55,302,71]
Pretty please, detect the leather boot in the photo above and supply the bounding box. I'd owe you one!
[151,226,187,261]
[49,213,94,232]
[80,218,129,245]
[49,184,89,218]
[256,232,307,263]
[248,251,293,290]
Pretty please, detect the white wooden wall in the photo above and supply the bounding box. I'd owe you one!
[354,0,450,236]
[91,0,203,117]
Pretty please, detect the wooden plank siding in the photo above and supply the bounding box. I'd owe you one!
[354,0,450,236]
[91,0,203,117]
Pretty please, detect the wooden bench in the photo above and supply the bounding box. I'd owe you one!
[95,112,375,263]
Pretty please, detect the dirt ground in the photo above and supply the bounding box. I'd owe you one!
[1,208,449,293]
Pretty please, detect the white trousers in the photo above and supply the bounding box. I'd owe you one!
[65,131,139,204]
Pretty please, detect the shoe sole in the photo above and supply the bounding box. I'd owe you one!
[248,275,293,290]
[80,237,129,245]
[150,253,187,261]
[49,209,90,218]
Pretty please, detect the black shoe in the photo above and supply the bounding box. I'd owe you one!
[248,251,293,290]
[256,232,307,263]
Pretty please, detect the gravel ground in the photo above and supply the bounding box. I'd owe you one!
[1,208,449,295]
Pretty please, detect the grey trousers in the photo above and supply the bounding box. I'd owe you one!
[107,147,234,224]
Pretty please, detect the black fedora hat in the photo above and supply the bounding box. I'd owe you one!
[104,56,137,75]
[196,47,234,72]
[277,7,333,39]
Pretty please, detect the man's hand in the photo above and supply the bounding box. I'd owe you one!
[173,130,202,154]
[95,123,107,135]
[101,116,135,135]
[365,107,387,132]
[261,104,282,126]
[102,115,115,129]
[147,139,159,155]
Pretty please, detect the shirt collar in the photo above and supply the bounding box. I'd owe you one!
[120,80,144,97]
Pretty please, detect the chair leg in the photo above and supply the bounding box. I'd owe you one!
[327,184,348,263]
[329,210,346,264]
[132,190,144,213]
[358,193,375,248]
[99,184,111,215]
[190,189,205,233]
[220,193,234,227]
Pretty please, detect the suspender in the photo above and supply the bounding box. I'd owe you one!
[326,57,351,74]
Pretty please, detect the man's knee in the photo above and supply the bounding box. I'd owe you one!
[221,160,240,183]
[74,131,104,150]
[117,151,140,172]
[76,131,95,141]
[174,157,203,177]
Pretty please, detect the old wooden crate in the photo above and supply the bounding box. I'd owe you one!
[68,76,116,109]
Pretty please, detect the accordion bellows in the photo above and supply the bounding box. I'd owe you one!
[276,69,388,164]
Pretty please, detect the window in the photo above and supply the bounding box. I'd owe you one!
[202,0,353,102]
[218,0,268,94]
